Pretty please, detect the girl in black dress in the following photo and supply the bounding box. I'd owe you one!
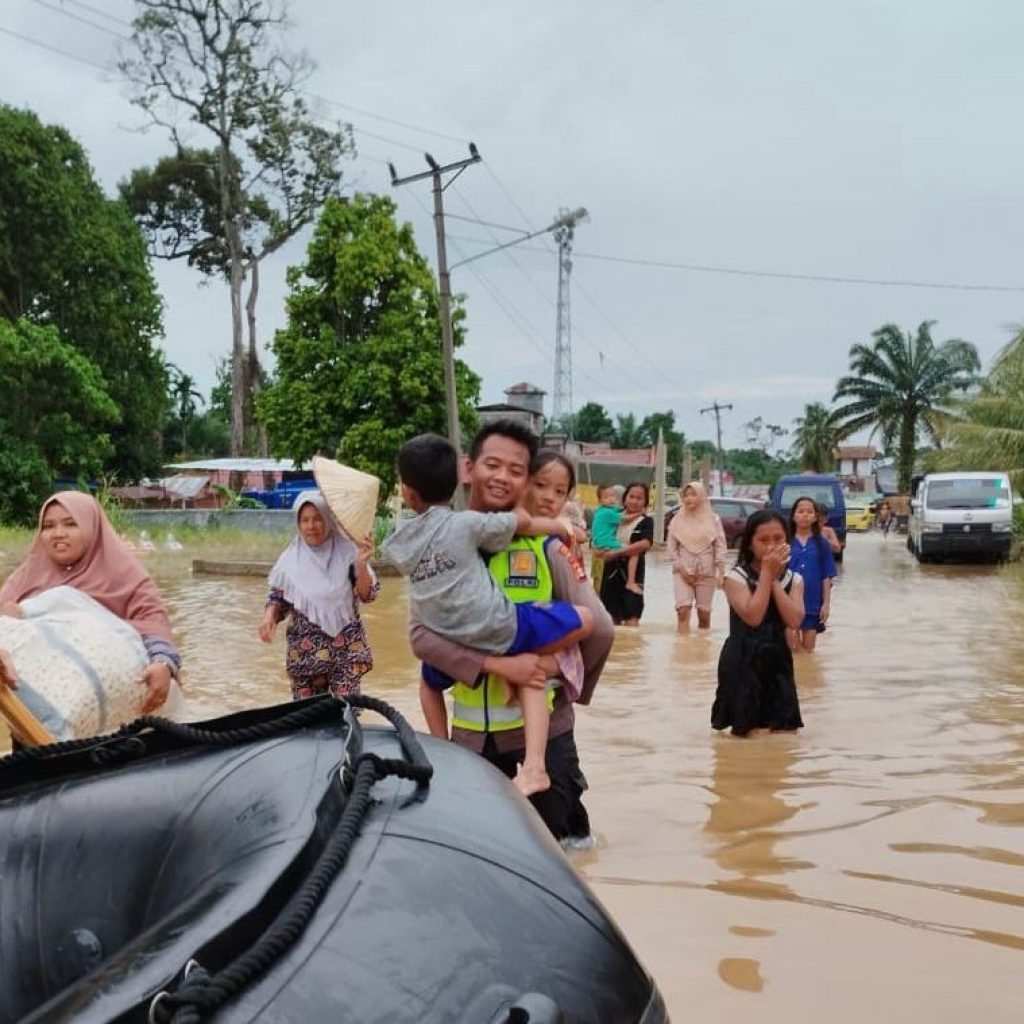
[712,510,805,737]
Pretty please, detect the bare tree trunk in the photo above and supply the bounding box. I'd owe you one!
[245,257,269,457]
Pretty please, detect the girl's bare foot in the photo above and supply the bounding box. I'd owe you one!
[514,762,551,796]
[625,582,644,595]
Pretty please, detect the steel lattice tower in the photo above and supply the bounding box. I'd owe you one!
[552,207,588,430]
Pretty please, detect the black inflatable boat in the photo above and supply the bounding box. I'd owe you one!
[0,695,667,1023]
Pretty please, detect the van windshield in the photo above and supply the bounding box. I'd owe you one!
[928,479,1010,510]
[778,485,837,509]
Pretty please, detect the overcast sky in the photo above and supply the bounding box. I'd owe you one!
[2,0,1023,449]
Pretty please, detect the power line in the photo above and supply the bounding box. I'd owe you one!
[29,0,128,38]
[572,249,1024,294]
[0,23,110,70]
[65,0,133,28]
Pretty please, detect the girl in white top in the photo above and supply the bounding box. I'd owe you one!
[668,482,727,633]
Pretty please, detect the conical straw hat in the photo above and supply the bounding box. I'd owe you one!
[312,456,380,542]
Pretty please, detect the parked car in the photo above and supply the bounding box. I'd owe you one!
[664,496,766,547]
[845,498,874,532]
[770,473,847,559]
[907,471,1013,564]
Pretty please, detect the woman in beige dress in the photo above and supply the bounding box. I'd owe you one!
[668,482,726,632]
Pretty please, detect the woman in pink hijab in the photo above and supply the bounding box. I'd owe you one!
[0,491,180,712]
[668,482,727,633]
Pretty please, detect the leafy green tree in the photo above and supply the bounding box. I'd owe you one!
[791,402,841,472]
[613,413,644,449]
[637,411,684,485]
[571,402,614,443]
[121,0,353,456]
[935,326,1024,490]
[0,105,166,479]
[0,320,120,523]
[833,321,980,492]
[259,194,480,499]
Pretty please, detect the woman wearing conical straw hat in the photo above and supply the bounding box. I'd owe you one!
[258,490,378,699]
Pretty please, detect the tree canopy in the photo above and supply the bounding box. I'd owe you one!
[259,194,480,499]
[570,402,615,443]
[0,104,167,480]
[791,402,841,472]
[121,0,352,456]
[934,326,1024,490]
[0,320,120,523]
[833,321,980,492]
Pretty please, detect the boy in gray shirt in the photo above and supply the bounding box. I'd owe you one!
[381,434,593,796]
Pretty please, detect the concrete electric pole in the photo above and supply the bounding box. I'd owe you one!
[552,207,589,432]
[700,400,734,495]
[389,144,482,455]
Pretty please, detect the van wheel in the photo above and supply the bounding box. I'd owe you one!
[916,549,931,564]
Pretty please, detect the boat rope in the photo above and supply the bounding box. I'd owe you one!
[148,693,432,1024]
[0,695,347,774]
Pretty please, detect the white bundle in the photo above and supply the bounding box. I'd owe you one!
[0,586,156,741]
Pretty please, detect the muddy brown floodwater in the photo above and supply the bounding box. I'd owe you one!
[13,530,1024,1021]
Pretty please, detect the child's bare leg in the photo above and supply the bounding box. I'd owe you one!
[676,604,692,633]
[625,554,643,594]
[800,629,818,652]
[513,683,551,796]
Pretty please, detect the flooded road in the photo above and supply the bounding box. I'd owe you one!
[12,529,1024,1021]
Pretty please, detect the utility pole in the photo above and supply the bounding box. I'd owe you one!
[552,207,589,431]
[700,400,733,495]
[390,144,482,456]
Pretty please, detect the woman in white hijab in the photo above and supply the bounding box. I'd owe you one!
[668,482,726,633]
[258,491,378,699]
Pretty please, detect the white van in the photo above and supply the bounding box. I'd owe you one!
[908,471,1014,563]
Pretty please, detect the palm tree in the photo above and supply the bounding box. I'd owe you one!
[791,402,840,472]
[166,363,206,453]
[832,322,980,492]
[935,326,1024,491]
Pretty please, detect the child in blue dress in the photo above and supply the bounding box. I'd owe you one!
[788,496,837,652]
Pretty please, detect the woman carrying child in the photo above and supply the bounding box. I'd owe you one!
[596,483,654,626]
[668,481,727,633]
[788,496,837,652]
[258,491,378,699]
[711,510,805,737]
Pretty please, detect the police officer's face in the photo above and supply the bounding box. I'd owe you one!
[466,435,531,512]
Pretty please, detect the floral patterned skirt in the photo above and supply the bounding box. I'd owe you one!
[285,612,373,700]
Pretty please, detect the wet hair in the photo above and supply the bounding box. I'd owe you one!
[530,449,576,492]
[815,501,828,520]
[736,509,790,575]
[622,481,649,507]
[789,495,822,538]
[396,433,458,503]
[467,419,539,462]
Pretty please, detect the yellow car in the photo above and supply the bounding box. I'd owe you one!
[846,500,874,532]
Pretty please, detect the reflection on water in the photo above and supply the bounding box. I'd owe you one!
[6,531,1024,1020]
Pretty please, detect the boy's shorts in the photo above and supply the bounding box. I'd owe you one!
[507,601,582,655]
[419,601,582,693]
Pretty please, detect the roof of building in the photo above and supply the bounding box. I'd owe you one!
[165,458,308,472]
[835,445,877,460]
[476,402,541,415]
[504,382,546,395]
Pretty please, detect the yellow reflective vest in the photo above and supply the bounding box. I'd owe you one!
[450,536,558,732]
